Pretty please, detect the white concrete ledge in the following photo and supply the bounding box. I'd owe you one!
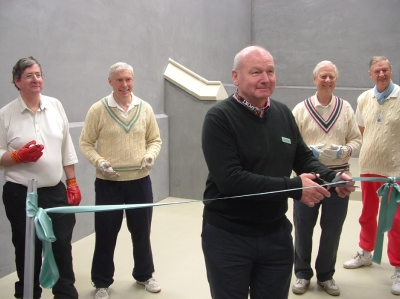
[164,58,228,101]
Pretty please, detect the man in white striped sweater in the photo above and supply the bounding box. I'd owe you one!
[292,61,362,296]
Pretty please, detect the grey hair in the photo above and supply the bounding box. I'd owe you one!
[313,61,339,78]
[233,46,272,71]
[109,62,134,77]
[12,56,42,90]
[369,56,392,71]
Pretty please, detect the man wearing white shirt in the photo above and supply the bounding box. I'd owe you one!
[0,56,81,299]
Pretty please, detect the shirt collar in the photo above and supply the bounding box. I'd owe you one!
[17,94,45,113]
[233,89,270,118]
[312,93,335,108]
[385,83,399,98]
[107,92,139,110]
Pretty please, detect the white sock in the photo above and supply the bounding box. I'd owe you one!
[395,267,400,275]
[361,250,372,258]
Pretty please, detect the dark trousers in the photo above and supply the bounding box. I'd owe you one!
[293,193,349,282]
[91,176,155,288]
[202,219,293,299]
[3,181,78,299]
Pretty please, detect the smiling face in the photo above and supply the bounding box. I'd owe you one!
[313,64,337,95]
[369,60,392,92]
[14,64,43,96]
[232,48,276,108]
[108,69,134,101]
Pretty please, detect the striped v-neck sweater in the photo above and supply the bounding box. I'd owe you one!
[80,96,161,181]
[292,94,361,171]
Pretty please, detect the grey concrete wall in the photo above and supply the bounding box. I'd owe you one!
[0,0,251,120]
[251,0,400,110]
[166,83,217,200]
[0,0,251,278]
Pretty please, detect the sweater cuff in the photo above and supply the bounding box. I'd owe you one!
[284,176,303,201]
[95,158,107,168]
[341,145,352,158]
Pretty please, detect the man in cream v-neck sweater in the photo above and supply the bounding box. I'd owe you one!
[343,56,400,296]
[292,61,361,296]
[80,62,162,299]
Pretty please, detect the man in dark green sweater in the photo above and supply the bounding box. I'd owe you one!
[201,46,356,299]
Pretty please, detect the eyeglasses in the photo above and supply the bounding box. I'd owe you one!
[23,73,43,80]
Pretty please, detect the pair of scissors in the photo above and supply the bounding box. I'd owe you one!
[312,168,356,188]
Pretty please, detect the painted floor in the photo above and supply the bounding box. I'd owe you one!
[0,194,396,299]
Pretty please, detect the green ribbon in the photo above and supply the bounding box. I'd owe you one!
[368,177,400,264]
[27,197,200,288]
[351,176,400,264]
[26,177,400,288]
[26,193,59,289]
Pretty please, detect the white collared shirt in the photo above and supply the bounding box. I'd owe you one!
[313,93,334,112]
[107,92,140,118]
[0,94,78,187]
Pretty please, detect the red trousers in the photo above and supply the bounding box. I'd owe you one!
[360,174,400,266]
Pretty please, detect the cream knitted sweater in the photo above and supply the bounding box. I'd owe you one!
[80,96,162,181]
[292,94,362,171]
[356,85,400,176]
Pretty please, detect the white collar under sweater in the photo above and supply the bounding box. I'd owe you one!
[107,92,140,117]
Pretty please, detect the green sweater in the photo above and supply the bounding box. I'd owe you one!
[201,96,335,236]
[80,96,161,181]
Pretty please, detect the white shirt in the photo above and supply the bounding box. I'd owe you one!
[0,94,78,187]
[107,92,140,118]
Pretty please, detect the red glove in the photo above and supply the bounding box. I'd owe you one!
[12,140,44,163]
[66,178,82,206]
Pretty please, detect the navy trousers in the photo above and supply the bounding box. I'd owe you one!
[202,219,293,299]
[91,176,155,288]
[3,181,78,299]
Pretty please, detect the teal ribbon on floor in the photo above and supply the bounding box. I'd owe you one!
[26,177,399,288]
